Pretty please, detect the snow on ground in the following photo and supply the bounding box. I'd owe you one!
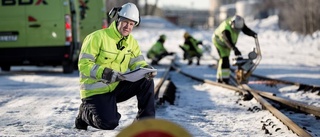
[0,15,319,136]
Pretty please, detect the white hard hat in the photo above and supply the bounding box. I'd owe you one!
[230,15,244,30]
[118,3,140,26]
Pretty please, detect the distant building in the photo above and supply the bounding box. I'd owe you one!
[163,9,209,29]
[136,0,274,29]
[140,4,210,29]
[209,0,237,28]
[208,0,273,28]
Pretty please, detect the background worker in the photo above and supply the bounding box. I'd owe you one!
[212,15,257,84]
[147,34,174,65]
[180,32,203,65]
[75,3,156,130]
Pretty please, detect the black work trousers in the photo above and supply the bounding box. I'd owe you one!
[80,78,155,130]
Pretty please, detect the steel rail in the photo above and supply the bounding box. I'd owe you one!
[154,55,176,97]
[171,62,253,100]
[247,87,320,118]
[232,73,320,118]
[240,84,313,137]
[210,46,319,93]
[249,73,320,93]
[171,63,314,137]
[154,55,177,105]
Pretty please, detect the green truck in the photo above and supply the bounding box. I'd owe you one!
[0,0,106,73]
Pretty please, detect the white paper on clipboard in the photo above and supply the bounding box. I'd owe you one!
[123,68,157,82]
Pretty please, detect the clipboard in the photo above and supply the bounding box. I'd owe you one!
[123,68,157,82]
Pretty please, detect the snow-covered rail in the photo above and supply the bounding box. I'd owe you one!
[248,73,320,94]
[154,55,177,106]
[168,61,319,137]
[238,84,314,137]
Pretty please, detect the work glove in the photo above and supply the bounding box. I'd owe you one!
[144,66,157,80]
[102,68,126,83]
[167,52,175,55]
[234,47,242,56]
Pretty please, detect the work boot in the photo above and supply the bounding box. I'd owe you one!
[217,78,229,84]
[75,104,88,130]
[151,60,158,65]
[196,56,201,66]
[183,53,187,60]
[222,78,230,84]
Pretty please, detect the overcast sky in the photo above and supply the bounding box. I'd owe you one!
[145,0,210,10]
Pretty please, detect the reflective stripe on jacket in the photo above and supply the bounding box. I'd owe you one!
[78,21,148,99]
[213,18,240,47]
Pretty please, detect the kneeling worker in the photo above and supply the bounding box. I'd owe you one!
[75,3,157,130]
[147,34,174,65]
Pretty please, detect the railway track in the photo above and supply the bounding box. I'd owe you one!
[154,55,320,136]
[230,68,320,95]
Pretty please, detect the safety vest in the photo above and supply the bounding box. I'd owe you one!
[181,36,203,55]
[214,18,240,47]
[78,21,148,99]
[147,41,166,59]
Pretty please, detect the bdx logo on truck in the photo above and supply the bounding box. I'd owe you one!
[1,0,48,5]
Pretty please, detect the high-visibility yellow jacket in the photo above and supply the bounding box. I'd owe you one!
[147,41,167,59]
[181,36,203,57]
[78,21,148,99]
[213,18,240,48]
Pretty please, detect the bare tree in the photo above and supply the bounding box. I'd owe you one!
[144,0,148,15]
[273,0,320,35]
[150,0,159,15]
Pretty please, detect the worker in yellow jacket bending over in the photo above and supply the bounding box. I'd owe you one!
[212,15,257,84]
[75,3,156,130]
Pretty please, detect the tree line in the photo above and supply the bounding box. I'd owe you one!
[270,0,320,35]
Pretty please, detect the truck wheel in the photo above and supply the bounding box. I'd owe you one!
[63,61,74,74]
[1,66,11,71]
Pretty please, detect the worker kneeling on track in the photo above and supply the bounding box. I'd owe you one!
[147,34,174,65]
[212,15,257,84]
[180,32,203,65]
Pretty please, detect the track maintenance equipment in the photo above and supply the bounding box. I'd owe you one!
[232,37,262,84]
